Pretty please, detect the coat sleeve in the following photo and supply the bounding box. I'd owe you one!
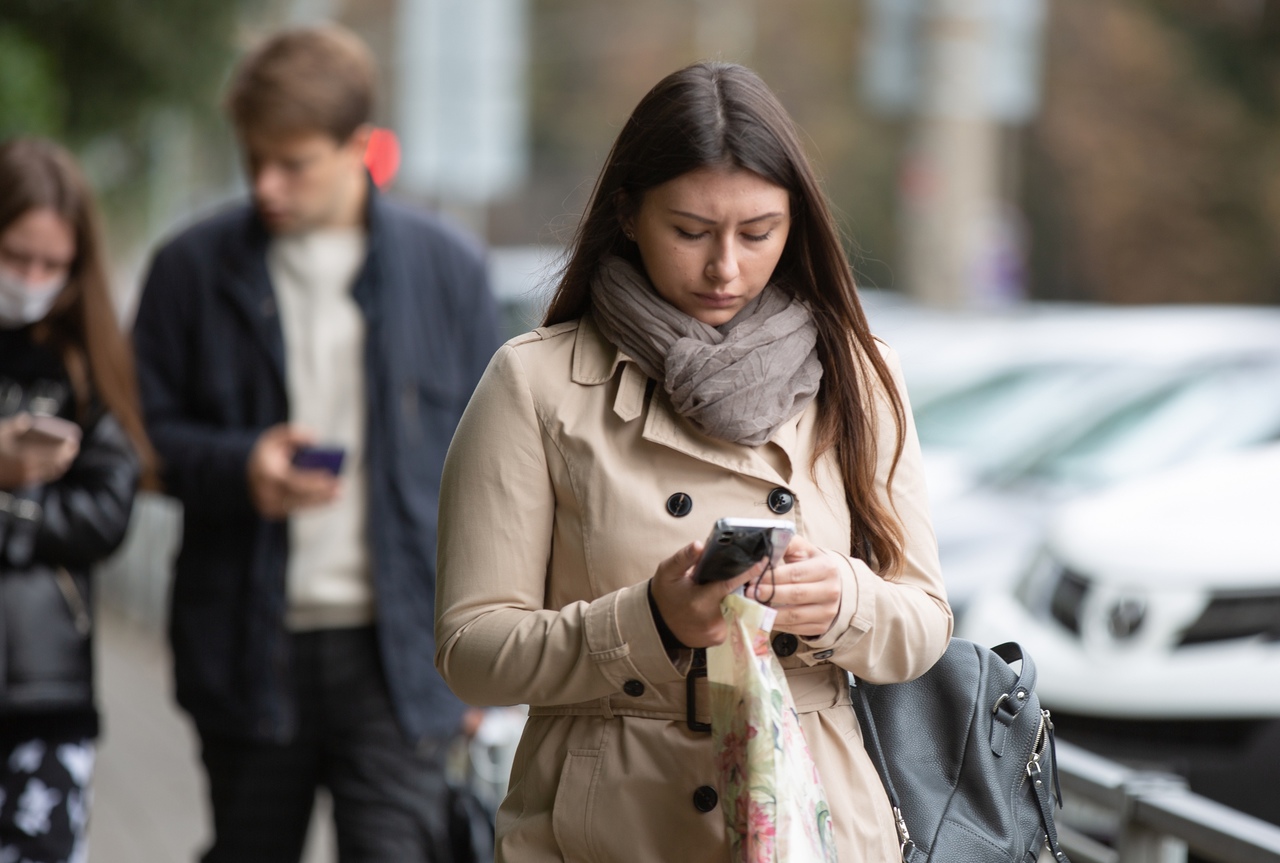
[795,344,954,683]
[435,342,687,707]
[133,242,260,522]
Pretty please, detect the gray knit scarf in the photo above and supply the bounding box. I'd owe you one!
[590,255,823,446]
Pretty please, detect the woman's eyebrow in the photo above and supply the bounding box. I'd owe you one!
[668,209,786,225]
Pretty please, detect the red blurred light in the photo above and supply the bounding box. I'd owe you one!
[364,128,401,189]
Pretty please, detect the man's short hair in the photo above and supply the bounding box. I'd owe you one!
[225,23,375,142]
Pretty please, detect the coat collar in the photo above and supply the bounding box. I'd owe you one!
[570,312,805,486]
[570,314,627,386]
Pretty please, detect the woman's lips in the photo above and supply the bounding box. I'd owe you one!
[695,293,739,308]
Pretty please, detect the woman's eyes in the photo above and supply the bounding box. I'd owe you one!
[673,227,774,242]
[0,247,70,272]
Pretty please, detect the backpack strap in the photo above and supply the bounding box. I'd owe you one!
[1003,642,1070,861]
[1030,741,1070,862]
[851,679,916,862]
[989,642,1035,756]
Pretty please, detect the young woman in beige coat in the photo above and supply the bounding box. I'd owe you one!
[436,62,953,862]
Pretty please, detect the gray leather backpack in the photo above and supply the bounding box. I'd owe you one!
[853,639,1070,863]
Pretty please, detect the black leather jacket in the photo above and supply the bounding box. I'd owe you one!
[0,330,140,717]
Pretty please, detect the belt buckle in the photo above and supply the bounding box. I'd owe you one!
[686,648,711,733]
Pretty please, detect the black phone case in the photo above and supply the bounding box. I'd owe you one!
[694,528,774,584]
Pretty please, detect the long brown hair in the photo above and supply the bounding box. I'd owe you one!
[0,137,156,485]
[543,62,908,575]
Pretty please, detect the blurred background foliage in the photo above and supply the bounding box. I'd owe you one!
[0,0,236,143]
[2,0,1280,306]
[1026,0,1280,304]
[0,0,243,266]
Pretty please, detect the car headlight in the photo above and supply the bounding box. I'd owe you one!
[1014,548,1092,636]
[1049,568,1092,635]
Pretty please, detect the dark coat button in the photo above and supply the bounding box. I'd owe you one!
[623,679,645,697]
[693,785,719,812]
[772,632,798,657]
[767,487,794,514]
[666,493,693,518]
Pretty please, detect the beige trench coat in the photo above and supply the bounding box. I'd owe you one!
[436,315,952,862]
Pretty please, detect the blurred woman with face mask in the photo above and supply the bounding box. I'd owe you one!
[0,137,152,863]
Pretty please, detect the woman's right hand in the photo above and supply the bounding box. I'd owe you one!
[649,541,767,648]
[0,414,79,490]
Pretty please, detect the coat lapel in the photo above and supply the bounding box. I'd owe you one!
[216,215,287,393]
[641,396,792,487]
[571,315,793,487]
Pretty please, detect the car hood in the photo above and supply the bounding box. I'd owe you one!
[1049,445,1280,588]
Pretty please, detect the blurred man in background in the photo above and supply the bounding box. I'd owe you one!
[132,24,502,862]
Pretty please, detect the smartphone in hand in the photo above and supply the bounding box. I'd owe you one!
[291,445,346,476]
[692,517,795,585]
[16,414,82,447]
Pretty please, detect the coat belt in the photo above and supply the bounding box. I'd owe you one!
[527,661,851,725]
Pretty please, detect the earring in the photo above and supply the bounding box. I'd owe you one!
[624,229,635,241]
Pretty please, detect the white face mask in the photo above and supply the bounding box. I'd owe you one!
[0,266,67,328]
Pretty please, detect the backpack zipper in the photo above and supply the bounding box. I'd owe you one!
[1021,709,1052,789]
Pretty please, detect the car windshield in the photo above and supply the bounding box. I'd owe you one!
[915,366,1089,448]
[913,364,1164,472]
[1022,362,1280,487]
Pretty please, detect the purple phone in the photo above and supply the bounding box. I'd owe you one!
[291,445,346,476]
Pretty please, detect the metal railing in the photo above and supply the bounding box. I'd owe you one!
[1053,739,1280,863]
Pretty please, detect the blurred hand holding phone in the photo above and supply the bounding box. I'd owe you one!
[16,414,82,447]
[247,425,342,519]
[0,413,81,488]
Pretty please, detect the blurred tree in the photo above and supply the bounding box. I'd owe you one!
[0,24,62,138]
[497,0,1280,306]
[1025,0,1280,305]
[1151,0,1280,118]
[0,0,240,145]
[489,0,904,293]
[0,0,248,313]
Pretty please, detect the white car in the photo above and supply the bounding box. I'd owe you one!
[959,444,1280,718]
[884,306,1280,612]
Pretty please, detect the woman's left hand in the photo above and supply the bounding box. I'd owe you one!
[0,414,80,490]
[745,534,843,637]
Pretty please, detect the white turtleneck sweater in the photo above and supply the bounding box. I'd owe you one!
[267,228,373,631]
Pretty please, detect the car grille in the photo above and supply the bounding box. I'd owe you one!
[1049,567,1091,634]
[1178,589,1280,646]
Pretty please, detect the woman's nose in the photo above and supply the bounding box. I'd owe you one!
[705,240,740,284]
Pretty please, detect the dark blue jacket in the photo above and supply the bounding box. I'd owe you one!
[132,185,502,745]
